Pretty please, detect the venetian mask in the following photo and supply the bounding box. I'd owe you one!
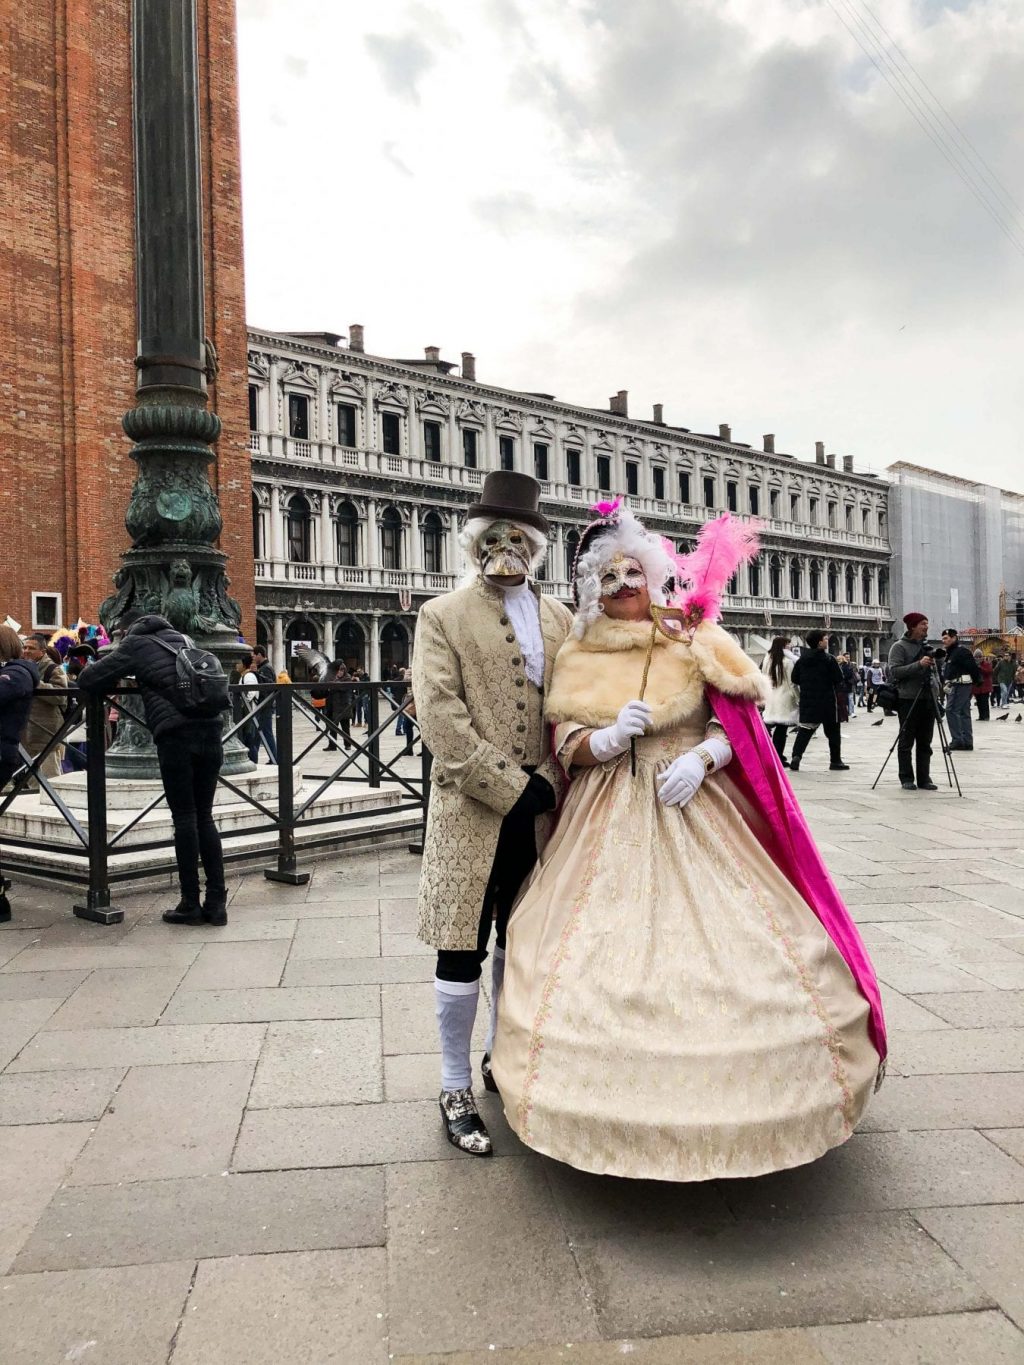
[477,519,534,580]
[599,553,647,597]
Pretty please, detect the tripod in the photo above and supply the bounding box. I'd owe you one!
[871,675,962,796]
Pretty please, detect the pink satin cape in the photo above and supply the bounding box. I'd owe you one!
[707,686,887,1060]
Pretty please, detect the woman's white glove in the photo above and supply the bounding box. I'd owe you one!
[588,699,653,763]
[656,734,733,808]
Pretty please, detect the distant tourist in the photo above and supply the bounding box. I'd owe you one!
[759,636,799,766]
[887,613,939,791]
[790,632,849,772]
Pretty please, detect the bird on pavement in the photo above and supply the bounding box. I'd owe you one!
[996,712,1009,721]
[1017,714,1023,723]
[872,718,884,727]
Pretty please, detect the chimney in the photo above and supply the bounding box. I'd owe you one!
[461,351,476,382]
[609,389,628,417]
[814,441,825,464]
[842,454,854,473]
[652,403,664,425]
[763,433,775,454]
[826,453,837,469]
[425,345,441,364]
[719,423,731,442]
[348,323,364,353]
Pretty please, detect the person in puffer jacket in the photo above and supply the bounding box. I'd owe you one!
[78,614,229,926]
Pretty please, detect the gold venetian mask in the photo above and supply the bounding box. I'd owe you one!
[599,553,648,597]
[478,519,534,580]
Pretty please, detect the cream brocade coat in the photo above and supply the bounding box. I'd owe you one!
[491,617,880,1181]
[413,578,574,951]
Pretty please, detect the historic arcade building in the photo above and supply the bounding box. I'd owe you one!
[247,327,893,675]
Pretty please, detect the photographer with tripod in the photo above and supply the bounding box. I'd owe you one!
[887,612,941,791]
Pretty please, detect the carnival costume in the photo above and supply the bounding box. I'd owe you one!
[491,504,886,1181]
[413,471,574,1155]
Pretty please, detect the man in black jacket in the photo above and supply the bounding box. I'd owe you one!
[250,646,278,762]
[78,614,229,926]
[790,631,849,772]
[887,612,939,791]
[941,628,980,751]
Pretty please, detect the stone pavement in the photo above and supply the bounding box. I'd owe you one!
[1,709,1023,1363]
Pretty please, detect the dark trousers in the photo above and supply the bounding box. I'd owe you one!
[769,723,789,761]
[157,732,225,905]
[257,711,278,763]
[792,720,842,765]
[975,693,990,721]
[326,716,353,750]
[436,799,541,984]
[896,693,935,785]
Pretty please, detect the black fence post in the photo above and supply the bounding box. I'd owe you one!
[368,683,381,788]
[73,693,124,924]
[264,684,310,886]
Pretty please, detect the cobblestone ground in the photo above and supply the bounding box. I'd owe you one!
[1,708,1023,1363]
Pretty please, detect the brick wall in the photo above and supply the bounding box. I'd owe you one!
[0,0,254,636]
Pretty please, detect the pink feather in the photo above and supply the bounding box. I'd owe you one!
[671,513,761,625]
[590,497,622,518]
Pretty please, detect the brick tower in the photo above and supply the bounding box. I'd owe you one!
[0,0,254,636]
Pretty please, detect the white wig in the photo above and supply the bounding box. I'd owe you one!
[459,516,548,578]
[572,506,676,638]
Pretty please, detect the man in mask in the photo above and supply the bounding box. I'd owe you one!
[412,471,573,1155]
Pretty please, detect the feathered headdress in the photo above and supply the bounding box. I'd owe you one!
[671,513,760,628]
[570,498,678,638]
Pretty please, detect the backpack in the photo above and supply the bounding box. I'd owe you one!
[154,634,230,718]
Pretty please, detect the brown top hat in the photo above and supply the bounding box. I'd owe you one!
[466,471,549,535]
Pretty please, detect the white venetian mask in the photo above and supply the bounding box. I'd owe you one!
[599,553,648,597]
[477,519,534,581]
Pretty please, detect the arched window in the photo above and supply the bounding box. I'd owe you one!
[878,569,889,606]
[564,528,580,582]
[422,512,444,573]
[827,561,839,603]
[287,494,312,563]
[727,572,739,596]
[255,618,270,652]
[769,554,782,599]
[286,616,319,655]
[380,507,402,570]
[334,620,365,670]
[789,556,803,600]
[380,620,409,670]
[845,565,856,605]
[748,556,762,597]
[809,559,822,601]
[862,567,872,605]
[845,635,857,657]
[335,502,359,566]
[252,492,263,558]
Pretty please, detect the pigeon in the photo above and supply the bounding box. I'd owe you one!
[1017,714,1022,723]
[872,718,884,727]
[997,712,1009,721]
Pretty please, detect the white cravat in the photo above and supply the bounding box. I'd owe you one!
[500,580,545,687]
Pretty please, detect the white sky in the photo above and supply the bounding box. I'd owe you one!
[237,0,1024,491]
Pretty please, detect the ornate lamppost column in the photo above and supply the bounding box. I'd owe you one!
[99,0,251,776]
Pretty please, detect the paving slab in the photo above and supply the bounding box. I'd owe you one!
[545,1162,735,1237]
[7,1022,265,1072]
[382,982,487,1055]
[282,954,435,986]
[859,1073,1024,1132]
[873,959,991,994]
[170,1248,388,1364]
[228,898,379,920]
[572,1212,991,1337]
[40,965,186,1030]
[385,1051,445,1102]
[0,1260,195,1365]
[718,1129,1024,1218]
[984,1128,1024,1165]
[0,1122,92,1273]
[178,939,291,991]
[917,1205,1024,1328]
[910,989,1024,1028]
[381,933,434,957]
[0,1067,125,1126]
[15,1166,384,1271]
[878,987,952,1032]
[290,916,381,959]
[882,920,1024,964]
[234,1099,485,1171]
[67,1060,254,1185]
[957,961,1024,988]
[162,982,380,1023]
[889,1027,1024,1074]
[381,897,418,935]
[0,968,91,1001]
[387,1157,598,1356]
[391,1329,829,1364]
[809,1310,1024,1364]
[135,917,298,941]
[248,1017,382,1108]
[0,997,63,1068]
[1,943,202,972]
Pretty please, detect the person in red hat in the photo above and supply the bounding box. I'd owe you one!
[887,612,940,790]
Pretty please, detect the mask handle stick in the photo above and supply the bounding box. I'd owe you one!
[631,619,658,776]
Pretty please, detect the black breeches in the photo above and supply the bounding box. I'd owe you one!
[435,799,541,984]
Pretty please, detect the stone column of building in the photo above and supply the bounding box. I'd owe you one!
[363,383,375,456]
[272,614,285,671]
[447,516,462,578]
[365,497,379,570]
[269,488,285,563]
[408,400,421,467]
[319,496,333,571]
[410,505,422,572]
[322,613,335,658]
[317,366,330,449]
[447,405,460,469]
[268,357,282,436]
[369,610,381,680]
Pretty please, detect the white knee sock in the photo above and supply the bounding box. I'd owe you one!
[435,978,479,1091]
[484,947,506,1055]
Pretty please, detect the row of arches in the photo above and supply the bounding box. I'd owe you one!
[254,494,446,571]
[255,616,412,673]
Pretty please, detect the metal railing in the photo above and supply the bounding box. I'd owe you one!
[0,681,429,924]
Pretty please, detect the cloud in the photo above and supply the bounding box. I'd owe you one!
[364,31,436,103]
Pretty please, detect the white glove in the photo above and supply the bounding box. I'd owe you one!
[657,734,733,807]
[588,699,653,763]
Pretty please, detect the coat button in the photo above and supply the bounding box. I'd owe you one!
[479,779,488,788]
[505,634,515,643]
[497,760,507,770]
[511,657,521,666]
[513,747,523,756]
[515,678,524,687]
[516,701,526,711]
[516,723,526,733]
[499,616,509,625]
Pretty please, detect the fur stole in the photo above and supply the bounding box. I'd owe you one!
[545,616,768,731]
